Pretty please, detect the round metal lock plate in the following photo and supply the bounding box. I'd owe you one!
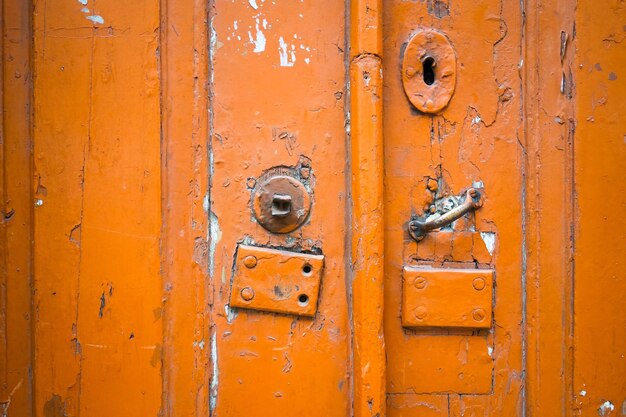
[402,29,457,114]
[252,171,311,234]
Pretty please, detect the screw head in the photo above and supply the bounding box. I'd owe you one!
[472,277,486,291]
[472,308,486,322]
[414,306,428,320]
[243,256,257,269]
[414,277,427,289]
[241,287,255,301]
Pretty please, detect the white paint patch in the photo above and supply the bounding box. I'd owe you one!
[598,401,615,416]
[210,16,218,58]
[472,115,482,125]
[480,232,496,256]
[472,180,485,188]
[304,58,310,64]
[249,0,258,9]
[487,346,493,356]
[81,7,89,13]
[35,199,43,207]
[580,390,587,397]
[233,20,238,30]
[77,0,88,5]
[193,339,206,350]
[224,304,238,323]
[248,18,266,53]
[209,330,219,411]
[208,211,222,277]
[203,194,210,213]
[278,37,295,67]
[86,15,104,24]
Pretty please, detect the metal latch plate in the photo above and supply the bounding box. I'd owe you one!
[230,245,324,317]
[402,267,493,328]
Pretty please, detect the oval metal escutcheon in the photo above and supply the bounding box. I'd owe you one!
[252,166,312,234]
[402,29,457,114]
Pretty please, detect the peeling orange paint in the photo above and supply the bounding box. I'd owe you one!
[0,1,624,417]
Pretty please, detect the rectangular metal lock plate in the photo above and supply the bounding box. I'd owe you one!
[402,267,494,329]
[229,245,324,317]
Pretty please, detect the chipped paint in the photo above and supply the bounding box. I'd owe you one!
[85,15,104,24]
[278,36,296,67]
[224,304,237,323]
[248,18,266,53]
[599,400,615,416]
[209,329,219,411]
[480,232,496,256]
[208,211,222,277]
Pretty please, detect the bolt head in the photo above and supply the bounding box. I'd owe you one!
[414,306,428,320]
[243,256,257,269]
[472,277,486,291]
[472,308,486,322]
[414,277,428,289]
[241,287,255,301]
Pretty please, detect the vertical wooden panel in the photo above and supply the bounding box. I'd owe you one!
[208,1,350,415]
[523,0,576,415]
[0,0,33,415]
[349,2,386,417]
[160,0,210,415]
[32,1,162,416]
[572,1,626,415]
[383,0,524,415]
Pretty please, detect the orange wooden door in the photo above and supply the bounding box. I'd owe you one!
[382,2,524,414]
[0,0,624,416]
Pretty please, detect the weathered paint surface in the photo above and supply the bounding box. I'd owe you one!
[572,0,626,415]
[0,1,33,416]
[383,1,524,415]
[32,1,163,416]
[0,1,623,417]
[208,0,350,416]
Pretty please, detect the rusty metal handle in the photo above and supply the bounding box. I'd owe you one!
[408,188,483,241]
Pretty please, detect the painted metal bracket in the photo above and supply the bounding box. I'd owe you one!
[229,245,324,317]
[402,267,494,329]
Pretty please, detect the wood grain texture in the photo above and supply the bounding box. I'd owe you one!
[0,1,33,415]
[32,1,162,415]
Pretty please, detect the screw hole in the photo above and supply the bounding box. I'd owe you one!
[302,264,312,275]
[297,294,309,306]
[423,56,436,85]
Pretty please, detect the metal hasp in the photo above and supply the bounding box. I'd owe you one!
[402,29,457,113]
[229,245,324,317]
[252,166,312,234]
[402,267,494,329]
[408,187,483,241]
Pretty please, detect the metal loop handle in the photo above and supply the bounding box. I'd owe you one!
[408,188,483,241]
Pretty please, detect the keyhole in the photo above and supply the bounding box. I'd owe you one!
[271,194,292,217]
[422,56,436,85]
